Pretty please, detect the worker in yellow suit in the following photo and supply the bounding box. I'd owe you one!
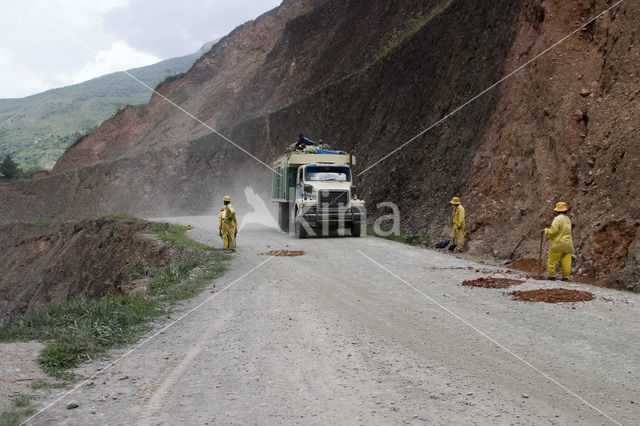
[450,196,466,252]
[544,201,573,281]
[221,195,237,251]
[218,206,226,238]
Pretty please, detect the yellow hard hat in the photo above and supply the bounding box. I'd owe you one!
[450,196,461,205]
[223,195,231,202]
[553,201,568,212]
[220,207,226,211]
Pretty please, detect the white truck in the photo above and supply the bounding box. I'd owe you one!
[272,151,365,238]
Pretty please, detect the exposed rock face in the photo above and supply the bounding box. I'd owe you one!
[463,0,640,288]
[0,0,638,288]
[0,220,176,321]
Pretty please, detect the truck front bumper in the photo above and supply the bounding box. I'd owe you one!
[301,209,365,226]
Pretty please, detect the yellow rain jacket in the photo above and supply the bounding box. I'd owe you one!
[218,208,226,232]
[452,204,465,231]
[222,204,238,250]
[545,214,573,253]
[451,204,466,251]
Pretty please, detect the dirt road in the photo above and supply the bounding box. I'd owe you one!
[32,216,639,425]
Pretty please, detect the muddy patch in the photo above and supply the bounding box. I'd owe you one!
[265,250,306,257]
[507,258,620,290]
[506,288,595,303]
[462,277,524,288]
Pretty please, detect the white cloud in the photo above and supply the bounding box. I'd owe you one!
[0,48,51,98]
[0,0,132,98]
[0,0,281,98]
[56,41,160,86]
[103,0,282,58]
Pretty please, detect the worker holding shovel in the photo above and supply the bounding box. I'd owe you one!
[449,196,466,252]
[543,201,574,281]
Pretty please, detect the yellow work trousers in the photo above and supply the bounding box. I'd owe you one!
[547,250,571,278]
[222,223,236,250]
[452,228,465,251]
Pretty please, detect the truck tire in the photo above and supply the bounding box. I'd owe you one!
[295,217,307,239]
[278,202,290,232]
[351,221,362,237]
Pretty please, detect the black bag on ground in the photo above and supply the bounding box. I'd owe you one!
[435,239,450,249]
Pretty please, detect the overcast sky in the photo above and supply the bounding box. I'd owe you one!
[0,0,281,99]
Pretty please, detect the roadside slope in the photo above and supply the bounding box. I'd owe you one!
[0,219,176,321]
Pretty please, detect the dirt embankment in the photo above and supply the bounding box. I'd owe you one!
[0,0,638,290]
[462,0,640,290]
[0,219,177,321]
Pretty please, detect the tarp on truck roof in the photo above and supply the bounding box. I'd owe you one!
[280,152,355,167]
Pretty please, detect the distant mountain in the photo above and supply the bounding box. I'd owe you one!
[0,41,215,170]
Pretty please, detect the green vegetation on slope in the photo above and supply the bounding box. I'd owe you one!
[376,0,454,61]
[0,220,229,380]
[0,42,215,171]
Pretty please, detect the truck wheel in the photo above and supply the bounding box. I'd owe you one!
[278,202,289,232]
[351,222,362,237]
[295,218,307,239]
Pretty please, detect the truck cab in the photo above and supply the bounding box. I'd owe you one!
[272,152,365,238]
[294,163,365,237]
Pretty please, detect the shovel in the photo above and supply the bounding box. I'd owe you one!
[500,234,526,265]
[537,230,544,279]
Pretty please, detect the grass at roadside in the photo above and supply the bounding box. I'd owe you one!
[100,213,144,222]
[29,379,68,390]
[0,394,35,426]
[367,224,432,246]
[0,220,230,381]
[151,222,213,252]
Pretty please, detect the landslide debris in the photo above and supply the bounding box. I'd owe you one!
[265,250,305,256]
[462,277,524,289]
[507,257,622,290]
[0,219,177,321]
[506,288,595,303]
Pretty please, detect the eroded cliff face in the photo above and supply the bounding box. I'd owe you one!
[0,219,177,321]
[462,0,640,289]
[1,0,638,288]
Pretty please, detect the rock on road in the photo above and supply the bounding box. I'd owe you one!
[35,216,639,425]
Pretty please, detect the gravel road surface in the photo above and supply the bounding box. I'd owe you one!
[30,216,639,425]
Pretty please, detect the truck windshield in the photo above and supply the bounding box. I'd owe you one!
[305,165,350,182]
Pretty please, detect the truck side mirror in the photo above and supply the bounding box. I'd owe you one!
[303,184,313,194]
[350,185,357,197]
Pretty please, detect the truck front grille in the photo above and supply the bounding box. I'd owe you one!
[318,190,349,209]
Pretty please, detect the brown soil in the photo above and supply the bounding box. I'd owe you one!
[506,258,622,290]
[265,250,306,257]
[0,219,177,321]
[506,288,595,303]
[507,258,541,275]
[462,277,524,289]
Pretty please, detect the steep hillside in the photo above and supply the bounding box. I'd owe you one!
[0,0,638,289]
[0,42,214,170]
[462,0,640,289]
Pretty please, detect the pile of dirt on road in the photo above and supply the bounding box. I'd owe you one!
[265,250,305,257]
[0,219,178,321]
[507,258,620,290]
[506,288,595,303]
[462,277,523,289]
